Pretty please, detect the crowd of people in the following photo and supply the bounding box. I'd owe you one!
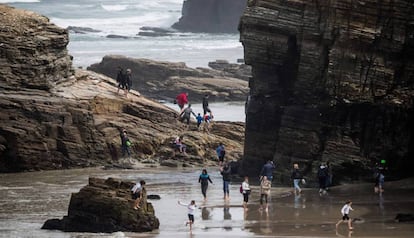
[175,92,214,132]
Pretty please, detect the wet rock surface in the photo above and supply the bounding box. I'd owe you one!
[239,0,414,183]
[42,177,159,232]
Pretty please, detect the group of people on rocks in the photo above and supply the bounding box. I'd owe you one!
[116,67,133,98]
[176,92,214,132]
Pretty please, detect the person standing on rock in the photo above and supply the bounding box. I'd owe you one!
[220,163,232,200]
[216,143,226,166]
[178,200,198,232]
[199,169,213,201]
[291,163,303,195]
[176,92,189,112]
[124,68,132,98]
[120,129,131,157]
[202,94,213,118]
[131,180,146,210]
[179,104,196,128]
[116,67,126,95]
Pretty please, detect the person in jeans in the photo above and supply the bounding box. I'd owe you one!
[220,163,231,200]
[291,163,303,195]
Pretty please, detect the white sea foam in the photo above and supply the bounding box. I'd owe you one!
[0,0,39,2]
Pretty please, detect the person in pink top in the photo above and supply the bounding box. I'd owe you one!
[175,92,189,111]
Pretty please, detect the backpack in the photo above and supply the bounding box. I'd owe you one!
[239,184,243,194]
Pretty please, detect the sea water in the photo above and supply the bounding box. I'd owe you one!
[4,0,244,68]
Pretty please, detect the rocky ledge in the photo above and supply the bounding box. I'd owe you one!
[87,55,250,102]
[42,177,159,232]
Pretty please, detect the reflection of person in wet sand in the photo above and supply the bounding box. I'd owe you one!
[223,205,231,220]
[336,200,354,231]
[178,200,198,232]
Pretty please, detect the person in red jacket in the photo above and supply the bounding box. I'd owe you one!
[176,92,189,111]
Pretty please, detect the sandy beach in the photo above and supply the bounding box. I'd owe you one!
[1,166,413,237]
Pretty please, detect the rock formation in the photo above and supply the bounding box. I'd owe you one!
[172,0,247,33]
[42,177,159,232]
[239,0,414,184]
[87,55,249,102]
[0,5,245,173]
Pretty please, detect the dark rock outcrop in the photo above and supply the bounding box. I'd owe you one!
[42,177,159,232]
[0,5,245,173]
[87,55,249,102]
[171,0,247,33]
[239,0,414,184]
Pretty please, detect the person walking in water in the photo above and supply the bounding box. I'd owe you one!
[178,200,198,232]
[220,163,231,200]
[260,175,271,211]
[175,92,189,112]
[291,163,303,195]
[241,176,251,211]
[199,169,213,201]
[336,200,354,230]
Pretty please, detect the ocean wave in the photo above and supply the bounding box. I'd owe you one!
[101,4,128,12]
[0,0,39,2]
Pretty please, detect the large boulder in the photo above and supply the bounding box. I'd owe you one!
[239,0,414,184]
[172,0,247,33]
[42,177,159,232]
[87,55,249,102]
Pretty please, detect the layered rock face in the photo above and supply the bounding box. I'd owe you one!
[0,5,245,173]
[0,5,73,90]
[172,0,247,33]
[42,177,159,232]
[240,0,414,183]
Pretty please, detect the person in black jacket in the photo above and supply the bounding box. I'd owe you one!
[220,163,231,200]
[318,163,329,194]
[291,163,303,195]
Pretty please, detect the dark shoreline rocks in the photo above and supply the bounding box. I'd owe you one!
[42,177,159,232]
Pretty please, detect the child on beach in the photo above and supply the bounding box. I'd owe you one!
[336,200,354,230]
[241,176,251,210]
[178,200,198,232]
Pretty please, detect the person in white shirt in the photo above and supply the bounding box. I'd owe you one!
[336,200,354,230]
[241,176,251,210]
[178,200,197,232]
[131,180,145,210]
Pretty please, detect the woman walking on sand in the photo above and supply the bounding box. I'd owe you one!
[260,176,271,211]
[336,200,354,230]
[199,169,213,201]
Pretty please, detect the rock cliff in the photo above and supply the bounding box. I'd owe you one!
[87,55,249,102]
[172,0,247,33]
[42,177,159,232]
[239,0,414,184]
[0,5,245,173]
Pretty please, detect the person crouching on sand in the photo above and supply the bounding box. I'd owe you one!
[336,200,354,230]
[178,200,198,232]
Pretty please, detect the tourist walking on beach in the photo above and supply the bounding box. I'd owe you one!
[178,200,198,232]
[260,160,275,182]
[202,94,213,117]
[216,143,226,166]
[131,180,146,210]
[199,169,213,201]
[220,163,231,200]
[291,163,303,195]
[175,92,189,112]
[260,175,271,211]
[318,163,329,194]
[120,129,131,157]
[336,200,354,230]
[241,176,251,210]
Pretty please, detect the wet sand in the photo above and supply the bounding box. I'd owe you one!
[0,166,413,237]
